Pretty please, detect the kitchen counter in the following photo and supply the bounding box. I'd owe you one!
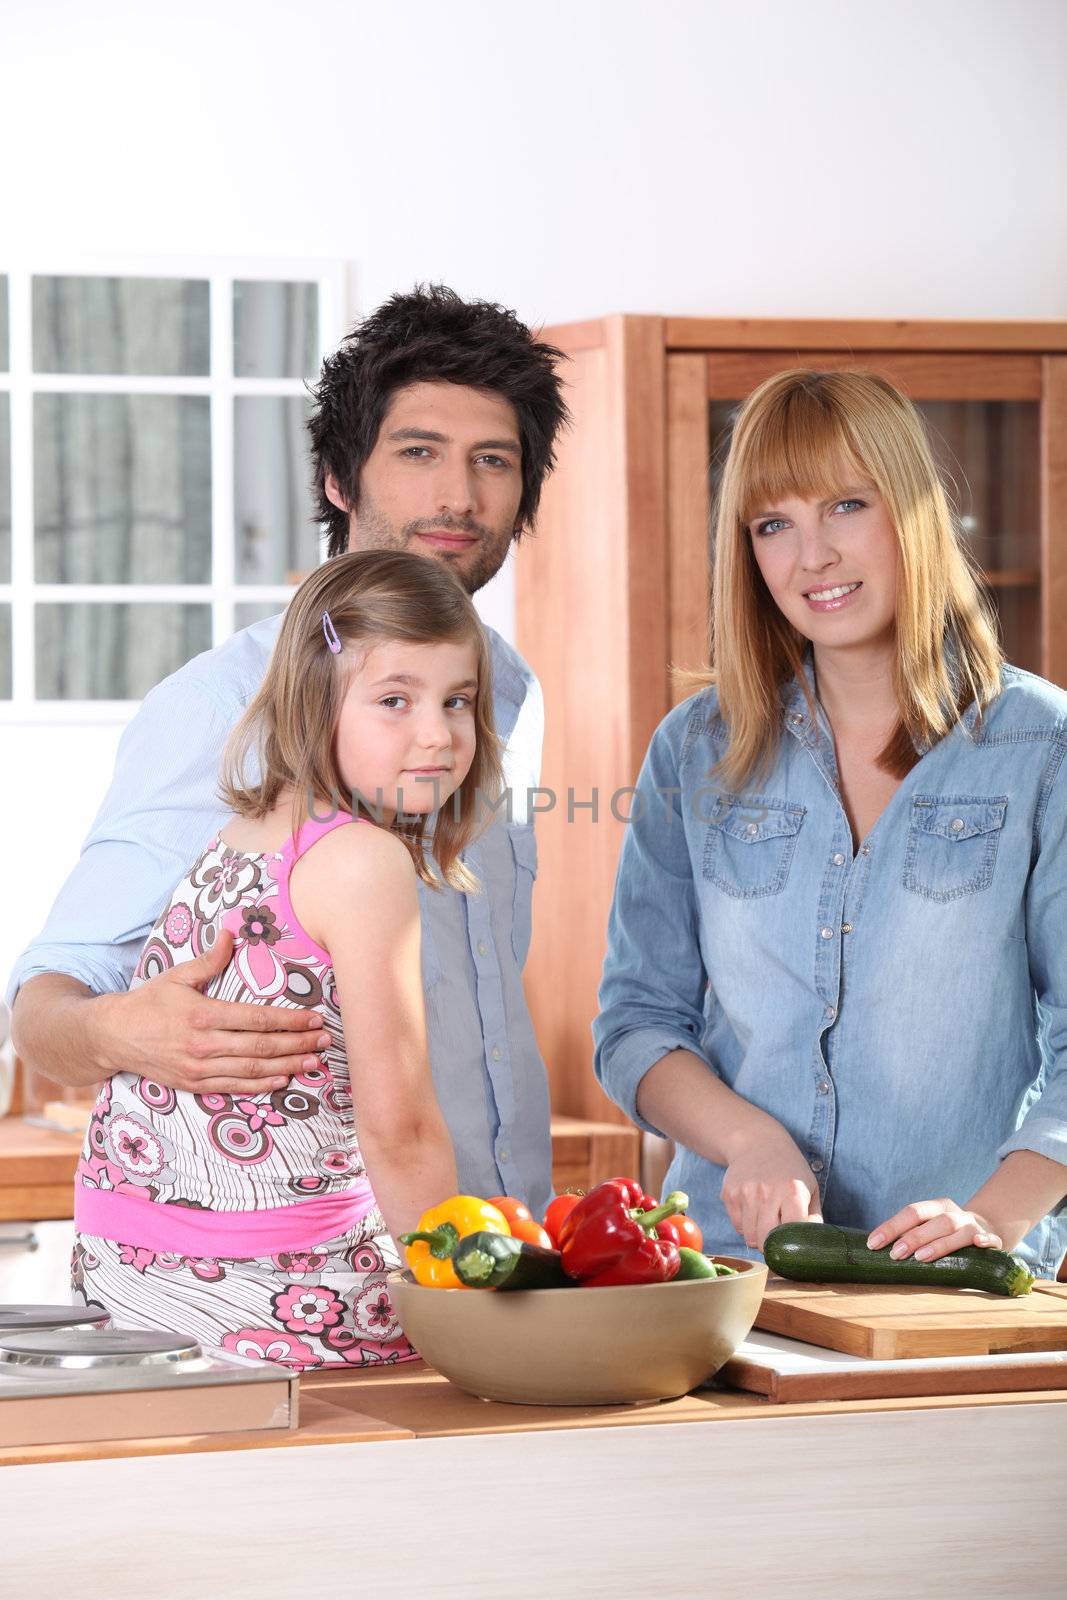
[3,1360,1067,1597]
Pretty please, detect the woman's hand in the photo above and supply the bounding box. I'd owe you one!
[721,1125,823,1251]
[867,1199,1002,1263]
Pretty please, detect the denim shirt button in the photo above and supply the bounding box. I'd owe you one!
[817,1080,831,1094]
[951,818,965,833]
[832,852,846,866]
[810,1157,825,1173]
[746,823,759,837]
[491,1045,502,1061]
[820,926,834,940]
[825,1005,837,1021]
[842,922,854,934]
[860,843,871,856]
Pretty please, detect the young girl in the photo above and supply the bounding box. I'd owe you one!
[595,370,1067,1277]
[72,549,502,1368]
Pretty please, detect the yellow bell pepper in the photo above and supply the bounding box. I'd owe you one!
[399,1196,510,1289]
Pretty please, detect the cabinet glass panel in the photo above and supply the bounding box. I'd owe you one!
[234,396,319,584]
[0,603,10,699]
[233,281,318,378]
[0,392,9,582]
[35,602,212,699]
[34,394,212,583]
[32,277,210,376]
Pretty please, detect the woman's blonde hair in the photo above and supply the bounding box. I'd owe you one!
[219,549,503,890]
[687,369,1003,790]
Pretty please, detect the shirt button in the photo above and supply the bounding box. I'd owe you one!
[746,822,759,837]
[820,926,834,940]
[861,843,871,856]
[790,713,804,726]
[477,940,488,957]
[810,1157,825,1173]
[491,1045,502,1061]
[498,1149,509,1163]
[951,818,965,833]
[825,1005,837,1021]
[817,1080,831,1094]
[842,922,853,934]
[832,853,845,867]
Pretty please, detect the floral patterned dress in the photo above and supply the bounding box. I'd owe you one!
[72,814,416,1370]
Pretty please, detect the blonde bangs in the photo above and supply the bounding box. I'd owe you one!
[735,388,872,527]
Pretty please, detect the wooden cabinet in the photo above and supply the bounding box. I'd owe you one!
[518,317,1067,1123]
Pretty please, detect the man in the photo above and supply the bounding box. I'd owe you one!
[9,284,569,1219]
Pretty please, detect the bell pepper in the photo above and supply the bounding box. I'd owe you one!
[558,1178,686,1287]
[399,1196,510,1289]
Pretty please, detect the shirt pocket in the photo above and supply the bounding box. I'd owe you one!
[902,795,1008,902]
[702,797,805,899]
[508,822,538,965]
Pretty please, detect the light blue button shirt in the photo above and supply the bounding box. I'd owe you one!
[8,615,552,1220]
[594,656,1067,1276]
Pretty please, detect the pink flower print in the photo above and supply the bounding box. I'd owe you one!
[220,1329,322,1369]
[118,1244,158,1273]
[185,1257,226,1283]
[191,849,263,922]
[314,1144,362,1179]
[272,1283,345,1335]
[230,895,292,998]
[322,1330,413,1366]
[273,1250,327,1275]
[107,1113,168,1180]
[77,1154,150,1199]
[353,1281,401,1341]
[235,1097,286,1133]
[163,902,193,948]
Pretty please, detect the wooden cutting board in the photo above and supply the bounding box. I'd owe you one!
[754,1277,1067,1359]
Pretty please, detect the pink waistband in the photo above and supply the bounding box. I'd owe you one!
[74,1181,378,1258]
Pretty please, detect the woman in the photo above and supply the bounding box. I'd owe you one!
[594,370,1067,1274]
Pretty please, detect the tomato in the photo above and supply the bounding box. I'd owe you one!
[654,1213,703,1252]
[487,1196,554,1250]
[542,1192,583,1247]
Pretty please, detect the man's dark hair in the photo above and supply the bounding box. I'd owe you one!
[307,284,570,558]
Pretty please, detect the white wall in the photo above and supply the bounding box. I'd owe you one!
[2,0,1065,992]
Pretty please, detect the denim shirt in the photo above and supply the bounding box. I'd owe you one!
[8,615,553,1220]
[594,658,1067,1275]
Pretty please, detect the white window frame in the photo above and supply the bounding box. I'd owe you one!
[0,255,350,725]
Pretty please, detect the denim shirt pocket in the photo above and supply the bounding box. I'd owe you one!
[902,795,1008,902]
[508,823,538,965]
[702,797,806,899]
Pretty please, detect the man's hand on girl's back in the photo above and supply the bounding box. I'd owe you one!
[88,929,330,1095]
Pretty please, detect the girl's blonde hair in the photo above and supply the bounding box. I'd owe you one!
[687,369,1003,790]
[219,549,503,890]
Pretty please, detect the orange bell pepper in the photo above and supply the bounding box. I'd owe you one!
[399,1196,510,1289]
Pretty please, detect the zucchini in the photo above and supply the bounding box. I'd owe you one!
[451,1231,575,1290]
[763,1222,1034,1297]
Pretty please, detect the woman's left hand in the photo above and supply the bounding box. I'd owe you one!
[866,1199,1003,1263]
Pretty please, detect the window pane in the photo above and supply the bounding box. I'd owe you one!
[233,281,317,378]
[0,393,9,582]
[0,604,10,699]
[35,603,211,699]
[234,396,320,584]
[32,276,210,376]
[0,276,8,370]
[234,601,287,632]
[34,394,212,583]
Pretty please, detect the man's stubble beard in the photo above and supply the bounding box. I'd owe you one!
[346,493,515,597]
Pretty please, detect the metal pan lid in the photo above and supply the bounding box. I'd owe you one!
[0,1304,111,1333]
[0,1328,202,1371]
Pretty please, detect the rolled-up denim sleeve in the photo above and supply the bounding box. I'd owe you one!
[593,714,713,1136]
[5,676,236,1007]
[998,737,1067,1169]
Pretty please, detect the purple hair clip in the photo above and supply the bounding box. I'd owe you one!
[322,609,342,654]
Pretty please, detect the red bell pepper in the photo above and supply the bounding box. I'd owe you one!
[558,1178,686,1287]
